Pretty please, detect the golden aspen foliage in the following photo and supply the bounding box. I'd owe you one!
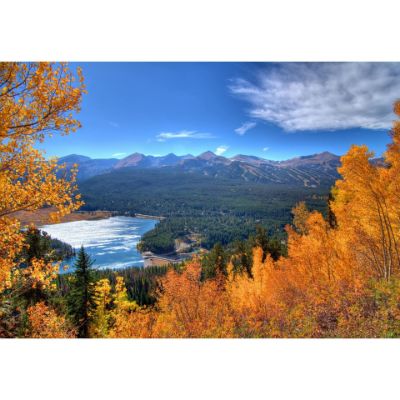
[15,257,59,293]
[113,276,137,313]
[291,201,310,235]
[27,302,76,338]
[108,307,156,339]
[0,218,25,288]
[107,277,145,338]
[90,279,112,338]
[227,247,282,337]
[153,260,234,338]
[331,102,400,280]
[273,213,359,336]
[0,62,85,291]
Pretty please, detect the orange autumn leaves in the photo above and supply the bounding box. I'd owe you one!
[27,302,75,338]
[86,263,233,338]
[154,261,233,337]
[0,62,84,292]
[332,146,400,281]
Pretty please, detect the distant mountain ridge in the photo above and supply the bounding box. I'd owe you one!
[58,150,343,187]
[57,154,119,181]
[114,152,194,169]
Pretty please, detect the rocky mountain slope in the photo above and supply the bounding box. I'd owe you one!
[58,150,342,187]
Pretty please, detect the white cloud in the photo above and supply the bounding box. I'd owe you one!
[215,145,229,156]
[229,63,400,131]
[235,121,257,135]
[262,147,269,152]
[156,130,215,142]
[112,152,126,158]
[108,121,119,128]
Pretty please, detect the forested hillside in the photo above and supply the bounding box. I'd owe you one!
[79,167,330,251]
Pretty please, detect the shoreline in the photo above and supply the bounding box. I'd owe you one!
[134,213,165,221]
[12,208,112,227]
[13,209,166,228]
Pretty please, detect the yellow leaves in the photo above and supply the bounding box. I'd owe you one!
[93,279,112,307]
[291,201,310,235]
[151,261,234,338]
[394,100,400,117]
[107,277,142,338]
[227,247,284,336]
[0,62,85,141]
[0,217,24,290]
[113,276,136,312]
[90,279,112,338]
[331,123,400,280]
[27,302,76,338]
[88,277,141,338]
[14,257,59,292]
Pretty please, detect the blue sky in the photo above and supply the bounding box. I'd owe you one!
[40,62,399,161]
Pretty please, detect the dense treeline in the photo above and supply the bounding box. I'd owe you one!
[137,215,284,254]
[137,225,176,254]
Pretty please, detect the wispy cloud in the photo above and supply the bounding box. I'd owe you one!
[230,63,400,131]
[112,152,126,158]
[156,130,215,142]
[215,145,229,156]
[235,121,257,135]
[108,121,120,128]
[262,147,269,152]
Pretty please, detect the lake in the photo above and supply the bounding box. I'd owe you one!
[41,216,158,271]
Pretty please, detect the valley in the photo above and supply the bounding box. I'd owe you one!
[67,150,338,255]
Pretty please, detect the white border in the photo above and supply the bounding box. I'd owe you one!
[1,0,399,61]
[1,339,400,399]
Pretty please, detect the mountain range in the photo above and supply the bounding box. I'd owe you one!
[58,151,343,187]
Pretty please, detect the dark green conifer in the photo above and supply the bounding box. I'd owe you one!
[67,247,95,338]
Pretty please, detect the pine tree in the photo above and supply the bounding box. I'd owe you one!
[251,226,284,262]
[67,247,95,338]
[24,227,48,264]
[232,240,253,278]
[327,192,337,229]
[201,242,227,280]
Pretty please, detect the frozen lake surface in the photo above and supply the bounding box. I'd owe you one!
[41,216,158,271]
